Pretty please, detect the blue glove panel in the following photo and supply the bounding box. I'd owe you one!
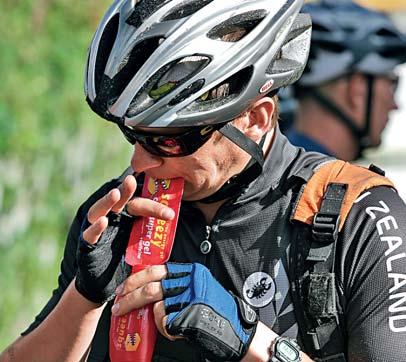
[162,263,258,361]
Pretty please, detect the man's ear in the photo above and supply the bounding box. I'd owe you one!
[245,97,275,141]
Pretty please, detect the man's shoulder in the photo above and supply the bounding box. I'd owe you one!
[338,185,405,269]
[286,129,333,156]
[346,185,405,224]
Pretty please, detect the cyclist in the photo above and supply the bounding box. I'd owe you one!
[286,0,406,161]
[1,1,406,361]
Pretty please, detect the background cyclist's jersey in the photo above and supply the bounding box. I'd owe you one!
[22,129,406,361]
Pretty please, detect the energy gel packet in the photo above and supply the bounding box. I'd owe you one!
[109,176,184,362]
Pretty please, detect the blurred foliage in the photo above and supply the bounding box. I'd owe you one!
[0,0,133,349]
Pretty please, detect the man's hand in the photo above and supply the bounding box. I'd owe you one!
[75,175,175,304]
[161,263,258,361]
[113,262,258,361]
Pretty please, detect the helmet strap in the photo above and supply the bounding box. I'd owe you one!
[363,75,375,152]
[307,87,373,159]
[218,122,265,167]
[197,123,265,204]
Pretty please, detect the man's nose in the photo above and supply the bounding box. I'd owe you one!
[391,93,399,111]
[131,143,163,173]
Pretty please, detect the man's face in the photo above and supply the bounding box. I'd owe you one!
[130,117,251,201]
[369,74,399,147]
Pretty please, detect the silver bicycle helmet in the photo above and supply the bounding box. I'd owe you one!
[85,0,312,128]
[298,0,406,87]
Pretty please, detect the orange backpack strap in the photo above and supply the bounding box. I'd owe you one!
[292,160,395,230]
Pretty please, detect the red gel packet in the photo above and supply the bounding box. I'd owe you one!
[125,177,184,267]
[109,176,184,362]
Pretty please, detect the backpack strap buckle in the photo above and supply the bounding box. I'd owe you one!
[312,212,341,243]
[308,183,346,264]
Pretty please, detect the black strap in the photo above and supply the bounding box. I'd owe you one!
[308,89,364,141]
[197,123,265,204]
[307,85,375,159]
[361,75,375,154]
[308,183,347,262]
[307,183,347,361]
[218,122,264,167]
[291,182,348,361]
[368,163,385,176]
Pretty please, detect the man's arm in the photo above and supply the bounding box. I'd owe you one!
[1,173,176,362]
[0,281,104,362]
[340,186,406,360]
[243,322,313,362]
[0,176,127,361]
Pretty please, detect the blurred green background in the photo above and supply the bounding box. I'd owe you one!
[0,0,132,349]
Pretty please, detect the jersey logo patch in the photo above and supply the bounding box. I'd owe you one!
[243,272,275,308]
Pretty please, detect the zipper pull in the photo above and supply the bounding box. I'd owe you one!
[200,226,212,255]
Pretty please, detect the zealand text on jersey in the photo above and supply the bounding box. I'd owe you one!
[365,193,406,332]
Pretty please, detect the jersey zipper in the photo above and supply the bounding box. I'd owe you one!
[203,198,235,270]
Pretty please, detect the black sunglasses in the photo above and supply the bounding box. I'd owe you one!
[118,122,225,157]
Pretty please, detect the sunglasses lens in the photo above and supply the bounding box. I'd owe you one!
[119,123,222,157]
[149,137,184,156]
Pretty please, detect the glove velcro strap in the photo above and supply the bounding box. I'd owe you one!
[167,304,245,361]
[233,295,258,327]
[232,295,259,359]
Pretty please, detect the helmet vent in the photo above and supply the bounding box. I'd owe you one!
[127,55,210,117]
[380,45,406,61]
[161,0,214,21]
[155,56,210,90]
[182,66,253,114]
[207,10,267,42]
[95,14,119,92]
[311,23,329,34]
[111,37,163,101]
[208,66,253,101]
[126,0,169,29]
[376,27,399,38]
[375,27,406,61]
[169,79,206,106]
[266,14,312,85]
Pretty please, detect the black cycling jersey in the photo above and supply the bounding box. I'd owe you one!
[22,129,406,361]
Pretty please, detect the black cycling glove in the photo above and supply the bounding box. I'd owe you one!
[75,211,133,304]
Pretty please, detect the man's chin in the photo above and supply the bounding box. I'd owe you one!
[372,138,382,148]
[182,186,219,203]
[182,184,202,202]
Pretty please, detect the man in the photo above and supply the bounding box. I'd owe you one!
[1,1,406,361]
[286,0,406,161]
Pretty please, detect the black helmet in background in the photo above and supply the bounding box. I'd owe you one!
[292,0,406,158]
[298,0,406,86]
